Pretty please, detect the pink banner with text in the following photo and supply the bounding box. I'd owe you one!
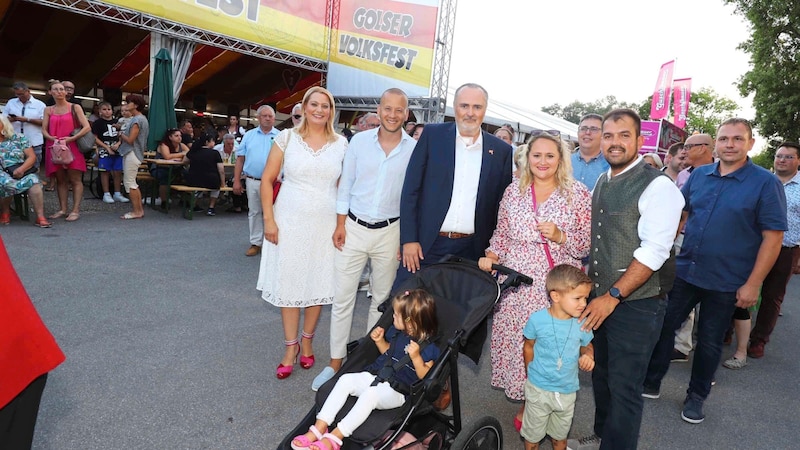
[672,78,692,129]
[650,60,675,120]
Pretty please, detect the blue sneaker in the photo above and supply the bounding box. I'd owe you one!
[681,392,705,424]
[312,366,335,392]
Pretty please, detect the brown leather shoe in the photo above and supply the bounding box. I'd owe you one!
[747,341,765,359]
[245,245,261,257]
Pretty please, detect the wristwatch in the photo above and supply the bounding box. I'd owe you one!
[609,287,625,301]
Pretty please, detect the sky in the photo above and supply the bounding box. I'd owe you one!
[448,0,754,120]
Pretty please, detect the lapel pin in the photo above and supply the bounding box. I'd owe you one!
[489,149,494,155]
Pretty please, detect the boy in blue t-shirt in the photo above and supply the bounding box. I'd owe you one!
[521,264,594,450]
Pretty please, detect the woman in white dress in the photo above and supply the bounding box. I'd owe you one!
[257,87,348,380]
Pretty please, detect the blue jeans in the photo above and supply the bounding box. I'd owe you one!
[592,296,666,450]
[644,276,737,400]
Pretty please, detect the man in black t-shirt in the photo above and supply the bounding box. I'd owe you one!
[92,102,128,203]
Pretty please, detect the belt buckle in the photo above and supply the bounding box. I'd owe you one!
[447,231,455,239]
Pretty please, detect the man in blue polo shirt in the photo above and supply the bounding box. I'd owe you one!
[233,105,279,256]
[643,118,786,424]
[571,113,609,191]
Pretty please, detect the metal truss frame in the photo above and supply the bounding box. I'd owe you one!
[25,0,328,72]
[428,0,457,123]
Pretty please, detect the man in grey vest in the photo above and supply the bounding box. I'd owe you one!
[569,109,684,450]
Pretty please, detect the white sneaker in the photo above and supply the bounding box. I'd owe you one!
[113,193,130,203]
[103,193,115,204]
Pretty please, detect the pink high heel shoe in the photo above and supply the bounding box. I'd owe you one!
[277,340,299,380]
[300,331,315,369]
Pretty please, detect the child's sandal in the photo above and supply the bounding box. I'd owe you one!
[291,424,325,450]
[309,433,343,450]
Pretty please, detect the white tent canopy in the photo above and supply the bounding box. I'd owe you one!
[444,86,579,143]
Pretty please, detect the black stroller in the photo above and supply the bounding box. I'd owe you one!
[278,257,531,450]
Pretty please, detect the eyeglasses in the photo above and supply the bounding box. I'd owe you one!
[531,129,561,138]
[292,115,302,120]
[775,155,796,160]
[684,143,710,150]
[579,126,601,134]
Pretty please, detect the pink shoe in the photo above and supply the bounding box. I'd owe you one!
[291,424,325,450]
[277,340,299,380]
[300,331,315,369]
[310,433,343,450]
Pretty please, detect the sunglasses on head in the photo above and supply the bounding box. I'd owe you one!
[530,129,561,138]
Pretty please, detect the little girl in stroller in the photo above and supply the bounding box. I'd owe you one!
[291,289,440,450]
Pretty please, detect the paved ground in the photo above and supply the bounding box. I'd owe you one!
[2,189,798,449]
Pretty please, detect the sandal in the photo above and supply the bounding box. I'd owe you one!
[34,217,53,228]
[65,212,80,222]
[120,213,144,220]
[0,213,10,225]
[277,340,299,379]
[300,331,315,369]
[310,433,343,450]
[291,425,326,450]
[49,210,66,219]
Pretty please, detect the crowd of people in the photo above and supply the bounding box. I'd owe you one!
[2,79,797,450]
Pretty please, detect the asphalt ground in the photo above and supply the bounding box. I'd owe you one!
[1,188,798,449]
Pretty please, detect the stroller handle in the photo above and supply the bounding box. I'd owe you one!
[442,255,533,289]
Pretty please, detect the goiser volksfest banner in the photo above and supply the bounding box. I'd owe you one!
[102,0,439,97]
[102,0,331,62]
[327,0,439,97]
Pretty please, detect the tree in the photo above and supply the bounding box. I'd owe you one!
[725,0,800,143]
[683,87,739,135]
[541,96,641,124]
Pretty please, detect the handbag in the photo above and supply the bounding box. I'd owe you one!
[531,184,555,269]
[70,104,96,153]
[51,139,74,165]
[272,180,281,203]
[2,163,37,177]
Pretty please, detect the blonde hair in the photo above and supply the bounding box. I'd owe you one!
[0,115,15,139]
[518,133,574,200]
[296,86,337,142]
[392,289,438,342]
[642,153,664,169]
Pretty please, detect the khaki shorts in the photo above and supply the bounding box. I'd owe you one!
[521,381,576,443]
[122,152,140,193]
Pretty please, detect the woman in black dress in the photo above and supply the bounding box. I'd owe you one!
[183,133,224,216]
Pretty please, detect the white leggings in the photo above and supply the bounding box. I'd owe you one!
[317,372,405,438]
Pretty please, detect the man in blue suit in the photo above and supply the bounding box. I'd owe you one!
[395,83,513,287]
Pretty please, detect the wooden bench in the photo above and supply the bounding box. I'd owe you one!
[170,185,233,220]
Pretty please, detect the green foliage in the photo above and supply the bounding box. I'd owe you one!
[541,95,642,124]
[750,149,774,171]
[542,89,737,134]
[725,0,800,142]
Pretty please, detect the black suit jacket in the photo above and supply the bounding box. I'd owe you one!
[400,122,513,259]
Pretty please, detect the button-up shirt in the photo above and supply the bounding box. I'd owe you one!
[572,150,609,191]
[781,171,800,247]
[336,127,416,222]
[2,97,45,147]
[237,126,279,178]
[678,159,787,291]
[441,129,483,233]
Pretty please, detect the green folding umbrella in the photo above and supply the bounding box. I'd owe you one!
[147,48,178,152]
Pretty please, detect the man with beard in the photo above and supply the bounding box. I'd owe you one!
[311,88,417,391]
[571,113,609,190]
[662,142,687,182]
[569,109,683,450]
[395,83,513,288]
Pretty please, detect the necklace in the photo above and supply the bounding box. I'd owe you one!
[550,308,573,371]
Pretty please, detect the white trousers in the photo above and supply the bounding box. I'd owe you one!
[330,218,400,359]
[317,372,405,438]
[246,178,263,246]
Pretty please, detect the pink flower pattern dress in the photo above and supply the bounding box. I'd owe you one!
[488,179,592,401]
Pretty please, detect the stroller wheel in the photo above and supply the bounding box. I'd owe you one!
[449,416,502,450]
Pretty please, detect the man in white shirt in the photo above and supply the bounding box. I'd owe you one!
[3,82,46,167]
[311,88,417,391]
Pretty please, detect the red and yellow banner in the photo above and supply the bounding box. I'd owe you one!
[103,0,330,61]
[328,0,439,97]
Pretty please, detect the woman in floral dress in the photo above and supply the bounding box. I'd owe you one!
[478,132,592,429]
[0,115,51,227]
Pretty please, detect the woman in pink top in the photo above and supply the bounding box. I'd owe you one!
[42,80,90,222]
